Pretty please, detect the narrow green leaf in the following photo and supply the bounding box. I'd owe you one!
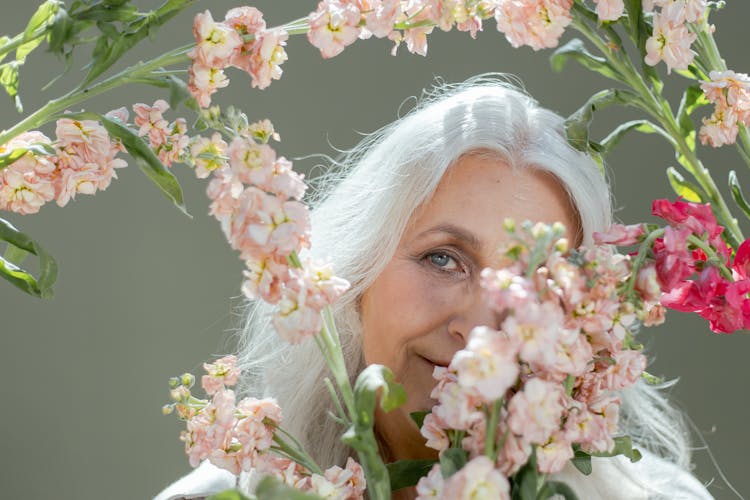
[0,36,10,64]
[409,411,428,429]
[537,481,580,500]
[0,217,57,298]
[550,39,623,81]
[667,167,704,202]
[0,62,22,112]
[75,3,139,22]
[63,111,188,215]
[570,449,593,476]
[439,447,468,479]
[16,0,59,62]
[729,170,750,221]
[387,459,437,491]
[4,243,29,265]
[253,477,324,499]
[47,7,77,58]
[590,436,642,462]
[353,364,406,415]
[565,88,642,153]
[600,119,674,155]
[676,85,710,152]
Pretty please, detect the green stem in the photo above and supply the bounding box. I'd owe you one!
[484,399,503,462]
[0,24,49,61]
[624,228,665,297]
[686,234,734,280]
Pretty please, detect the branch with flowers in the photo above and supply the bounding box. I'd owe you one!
[1,0,749,498]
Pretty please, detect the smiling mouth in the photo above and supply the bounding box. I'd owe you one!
[421,355,450,368]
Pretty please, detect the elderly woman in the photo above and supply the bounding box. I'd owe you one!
[156,76,712,499]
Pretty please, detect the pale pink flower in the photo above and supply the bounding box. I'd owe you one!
[316,457,366,499]
[201,355,241,395]
[268,157,307,201]
[207,167,243,219]
[245,119,281,143]
[507,378,565,445]
[191,132,228,179]
[239,194,311,259]
[480,267,534,313]
[246,28,289,90]
[227,136,275,186]
[420,412,449,452]
[235,396,282,456]
[133,99,170,147]
[431,368,484,431]
[502,301,563,367]
[644,10,696,73]
[55,160,124,207]
[302,259,351,308]
[55,118,111,164]
[308,0,362,58]
[241,255,290,304]
[602,349,646,391]
[272,285,324,343]
[361,0,401,38]
[581,394,620,453]
[441,455,510,499]
[593,223,645,246]
[593,0,624,21]
[415,463,444,499]
[495,428,532,476]
[0,166,55,214]
[188,64,230,108]
[699,102,739,147]
[189,10,243,68]
[450,326,519,402]
[225,6,266,69]
[635,263,662,302]
[684,0,707,23]
[104,106,129,125]
[536,430,574,473]
[158,118,190,167]
[495,0,573,51]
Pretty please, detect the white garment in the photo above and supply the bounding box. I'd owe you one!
[153,450,714,500]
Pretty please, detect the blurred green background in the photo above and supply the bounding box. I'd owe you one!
[1,1,749,498]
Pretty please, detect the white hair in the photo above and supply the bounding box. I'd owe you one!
[235,74,692,484]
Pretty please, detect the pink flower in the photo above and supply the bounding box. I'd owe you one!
[207,167,243,219]
[536,431,574,473]
[0,131,56,214]
[268,157,307,201]
[157,118,190,167]
[225,6,266,69]
[495,0,573,51]
[450,326,519,402]
[502,301,563,367]
[644,9,696,73]
[652,226,694,291]
[480,267,534,313]
[241,255,290,304]
[318,457,366,499]
[55,118,111,164]
[191,133,228,179]
[699,100,740,147]
[227,136,276,186]
[602,349,646,391]
[430,368,484,431]
[132,99,170,147]
[415,463,444,499]
[593,223,645,246]
[240,194,311,259]
[361,0,401,38]
[188,64,230,108]
[635,263,662,303]
[441,456,510,499]
[246,28,289,90]
[593,0,624,21]
[507,378,565,445]
[189,10,243,68]
[420,412,449,452]
[272,286,324,343]
[201,355,241,395]
[495,425,531,476]
[308,1,362,58]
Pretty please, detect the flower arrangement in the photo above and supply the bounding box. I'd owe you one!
[1,0,749,498]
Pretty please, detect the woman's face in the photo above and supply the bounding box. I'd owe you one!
[359,153,580,460]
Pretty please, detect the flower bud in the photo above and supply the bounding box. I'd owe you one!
[170,385,191,402]
[162,404,174,415]
[181,373,196,388]
[168,376,181,389]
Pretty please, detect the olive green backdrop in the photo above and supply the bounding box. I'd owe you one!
[1,1,749,498]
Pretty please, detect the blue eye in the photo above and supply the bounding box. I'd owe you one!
[428,252,458,270]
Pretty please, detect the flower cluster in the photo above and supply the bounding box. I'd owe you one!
[132,99,189,167]
[699,70,750,147]
[646,198,750,333]
[189,117,349,343]
[166,355,366,498]
[188,7,288,107]
[644,0,707,73]
[0,114,128,215]
[416,221,652,498]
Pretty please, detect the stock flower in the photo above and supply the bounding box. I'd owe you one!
[415,463,444,499]
[189,10,243,68]
[191,132,228,179]
[308,0,362,58]
[420,412,449,451]
[644,8,696,73]
[502,301,563,367]
[430,367,484,431]
[536,431,574,473]
[314,457,367,499]
[602,349,646,391]
[241,255,290,304]
[201,355,241,395]
[0,131,56,214]
[247,28,289,90]
[451,326,520,402]
[225,6,267,69]
[495,0,573,51]
[593,0,624,21]
[495,427,532,476]
[188,64,230,108]
[227,136,276,186]
[507,378,565,445]
[360,0,401,38]
[133,99,170,146]
[593,223,645,246]
[441,456,510,499]
[652,226,694,291]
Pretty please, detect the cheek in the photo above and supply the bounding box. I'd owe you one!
[360,260,454,369]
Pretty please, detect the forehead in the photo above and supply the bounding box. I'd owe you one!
[405,154,580,247]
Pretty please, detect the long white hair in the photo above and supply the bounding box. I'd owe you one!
[235,75,692,481]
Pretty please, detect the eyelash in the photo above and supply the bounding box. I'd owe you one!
[422,249,468,276]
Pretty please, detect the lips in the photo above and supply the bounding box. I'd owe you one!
[420,355,450,368]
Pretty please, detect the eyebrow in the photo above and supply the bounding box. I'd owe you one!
[415,224,482,251]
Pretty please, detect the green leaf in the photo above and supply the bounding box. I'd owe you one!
[0,62,22,112]
[513,453,540,500]
[623,0,662,92]
[550,38,623,81]
[17,0,59,62]
[409,411,428,429]
[676,85,710,152]
[439,447,468,479]
[570,449,592,476]
[667,167,704,202]
[75,3,139,22]
[46,6,77,58]
[729,170,750,221]
[252,477,324,500]
[590,436,642,462]
[537,481,580,500]
[63,111,188,215]
[0,217,57,298]
[387,459,437,491]
[4,243,29,266]
[565,88,642,153]
[600,119,675,155]
[353,364,406,416]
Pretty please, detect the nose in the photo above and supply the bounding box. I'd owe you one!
[447,286,502,344]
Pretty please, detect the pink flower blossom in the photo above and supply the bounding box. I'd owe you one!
[225,6,267,69]
[502,301,563,367]
[420,412,449,452]
[227,136,276,186]
[644,9,696,73]
[441,456,510,499]
[189,10,243,68]
[246,28,289,90]
[699,100,739,147]
[316,457,366,499]
[536,431,574,473]
[191,133,228,179]
[507,378,565,445]
[207,167,243,219]
[451,326,519,402]
[268,157,307,201]
[188,64,230,108]
[415,463,444,499]
[593,223,645,246]
[308,1,362,59]
[201,355,241,395]
[602,349,646,391]
[430,367,484,431]
[495,425,531,476]
[133,99,170,147]
[593,0,624,21]
[241,255,290,304]
[361,0,401,38]
[495,0,573,51]
[0,131,56,214]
